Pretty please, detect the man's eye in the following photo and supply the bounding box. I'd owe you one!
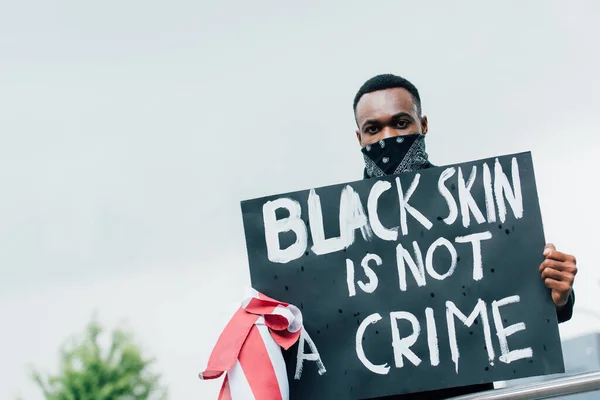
[396,120,409,129]
[366,126,379,134]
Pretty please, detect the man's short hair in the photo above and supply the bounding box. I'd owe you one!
[353,74,422,115]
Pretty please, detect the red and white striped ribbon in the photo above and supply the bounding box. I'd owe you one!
[199,288,303,400]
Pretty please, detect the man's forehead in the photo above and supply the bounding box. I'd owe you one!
[355,87,417,125]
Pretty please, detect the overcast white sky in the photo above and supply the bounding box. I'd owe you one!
[1,1,600,399]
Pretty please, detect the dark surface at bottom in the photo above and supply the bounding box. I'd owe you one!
[371,383,494,399]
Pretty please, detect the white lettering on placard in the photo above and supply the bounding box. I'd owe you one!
[494,157,524,223]
[263,198,307,264]
[356,313,390,375]
[438,167,458,225]
[483,162,496,223]
[457,166,486,228]
[368,180,399,241]
[396,241,426,291]
[295,328,327,380]
[309,185,374,256]
[346,254,382,297]
[309,188,344,255]
[358,254,382,294]
[339,185,374,248]
[395,175,433,235]
[455,231,493,281]
[425,307,440,367]
[350,296,533,376]
[346,258,356,297]
[425,237,458,281]
[391,311,422,368]
[446,299,496,373]
[492,295,533,364]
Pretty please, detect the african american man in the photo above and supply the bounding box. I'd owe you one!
[353,73,577,400]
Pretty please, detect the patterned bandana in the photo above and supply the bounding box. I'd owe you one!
[362,133,431,179]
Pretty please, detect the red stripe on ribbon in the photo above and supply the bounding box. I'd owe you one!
[239,327,283,400]
[199,307,258,380]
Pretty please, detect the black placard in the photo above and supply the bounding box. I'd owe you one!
[240,152,565,399]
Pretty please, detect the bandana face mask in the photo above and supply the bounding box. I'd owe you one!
[361,133,430,179]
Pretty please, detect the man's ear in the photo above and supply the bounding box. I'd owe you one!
[421,115,429,135]
[356,130,363,146]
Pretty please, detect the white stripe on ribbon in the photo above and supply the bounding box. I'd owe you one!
[256,324,289,400]
[228,360,256,400]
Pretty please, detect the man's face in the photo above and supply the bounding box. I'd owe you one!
[354,87,428,147]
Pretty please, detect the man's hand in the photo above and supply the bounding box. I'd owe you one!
[539,243,577,307]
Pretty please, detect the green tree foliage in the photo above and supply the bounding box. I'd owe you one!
[31,317,167,400]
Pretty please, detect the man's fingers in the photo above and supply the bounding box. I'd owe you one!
[542,267,564,281]
[539,259,578,274]
[543,244,576,263]
[544,278,570,292]
[544,250,576,263]
[541,267,574,283]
